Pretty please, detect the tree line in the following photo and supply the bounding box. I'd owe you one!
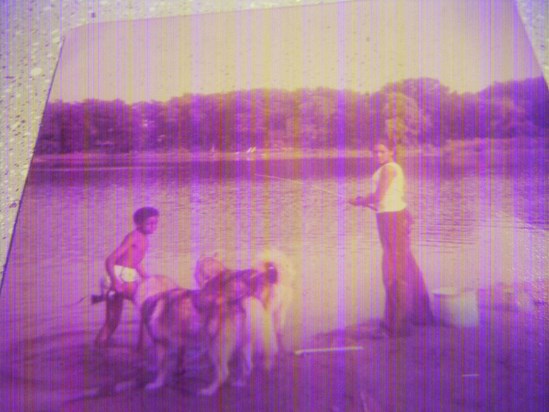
[36,77,548,154]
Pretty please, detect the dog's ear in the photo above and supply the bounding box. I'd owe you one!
[210,249,226,262]
[193,258,206,288]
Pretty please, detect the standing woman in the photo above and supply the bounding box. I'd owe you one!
[349,139,434,338]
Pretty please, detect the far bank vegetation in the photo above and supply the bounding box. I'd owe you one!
[36,77,548,155]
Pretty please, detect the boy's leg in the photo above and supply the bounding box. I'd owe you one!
[94,293,124,347]
[136,317,145,352]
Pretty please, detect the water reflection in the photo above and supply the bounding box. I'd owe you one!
[3,156,547,352]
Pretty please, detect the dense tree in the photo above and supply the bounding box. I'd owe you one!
[36,76,548,154]
[383,92,431,146]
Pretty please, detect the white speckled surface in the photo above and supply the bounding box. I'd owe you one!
[0,0,546,282]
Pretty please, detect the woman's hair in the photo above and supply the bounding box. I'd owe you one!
[133,207,159,224]
[372,138,396,151]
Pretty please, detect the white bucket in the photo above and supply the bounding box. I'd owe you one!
[432,287,479,327]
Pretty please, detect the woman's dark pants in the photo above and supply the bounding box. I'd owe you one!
[376,209,434,336]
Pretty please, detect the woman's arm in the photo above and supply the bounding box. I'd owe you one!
[349,193,375,207]
[348,164,396,208]
[373,164,396,205]
[135,262,148,279]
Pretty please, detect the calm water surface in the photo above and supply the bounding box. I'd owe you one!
[0,155,546,407]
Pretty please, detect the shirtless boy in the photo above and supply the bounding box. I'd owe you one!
[94,207,159,347]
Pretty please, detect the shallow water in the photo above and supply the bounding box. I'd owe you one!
[0,155,546,409]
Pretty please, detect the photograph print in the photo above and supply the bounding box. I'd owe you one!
[0,1,547,411]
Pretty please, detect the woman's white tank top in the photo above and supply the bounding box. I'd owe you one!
[372,161,407,213]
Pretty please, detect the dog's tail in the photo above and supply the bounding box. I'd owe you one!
[253,248,296,286]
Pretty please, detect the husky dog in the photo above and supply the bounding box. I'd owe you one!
[199,295,277,395]
[92,274,180,350]
[142,268,278,394]
[132,275,181,350]
[194,248,296,353]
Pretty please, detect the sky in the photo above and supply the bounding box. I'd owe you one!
[49,0,544,103]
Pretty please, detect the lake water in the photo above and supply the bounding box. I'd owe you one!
[0,154,546,408]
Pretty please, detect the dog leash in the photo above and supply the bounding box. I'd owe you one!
[63,295,92,308]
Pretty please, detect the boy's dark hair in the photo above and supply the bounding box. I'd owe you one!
[133,207,159,225]
[373,138,396,151]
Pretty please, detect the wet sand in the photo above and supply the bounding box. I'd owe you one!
[43,291,546,412]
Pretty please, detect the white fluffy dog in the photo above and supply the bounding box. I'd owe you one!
[194,248,296,352]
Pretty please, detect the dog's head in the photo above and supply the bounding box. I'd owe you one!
[253,248,296,286]
[197,270,249,306]
[194,252,227,288]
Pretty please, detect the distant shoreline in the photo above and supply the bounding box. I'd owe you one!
[30,138,544,169]
[30,148,376,169]
[31,147,370,160]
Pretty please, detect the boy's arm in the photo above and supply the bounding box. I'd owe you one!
[135,262,149,280]
[105,233,135,293]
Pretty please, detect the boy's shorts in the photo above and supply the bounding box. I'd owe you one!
[100,265,139,295]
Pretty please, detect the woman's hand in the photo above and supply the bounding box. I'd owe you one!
[349,196,366,206]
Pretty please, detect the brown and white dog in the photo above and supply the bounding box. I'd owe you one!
[141,268,278,394]
[92,274,181,350]
[132,275,181,351]
[194,248,296,353]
